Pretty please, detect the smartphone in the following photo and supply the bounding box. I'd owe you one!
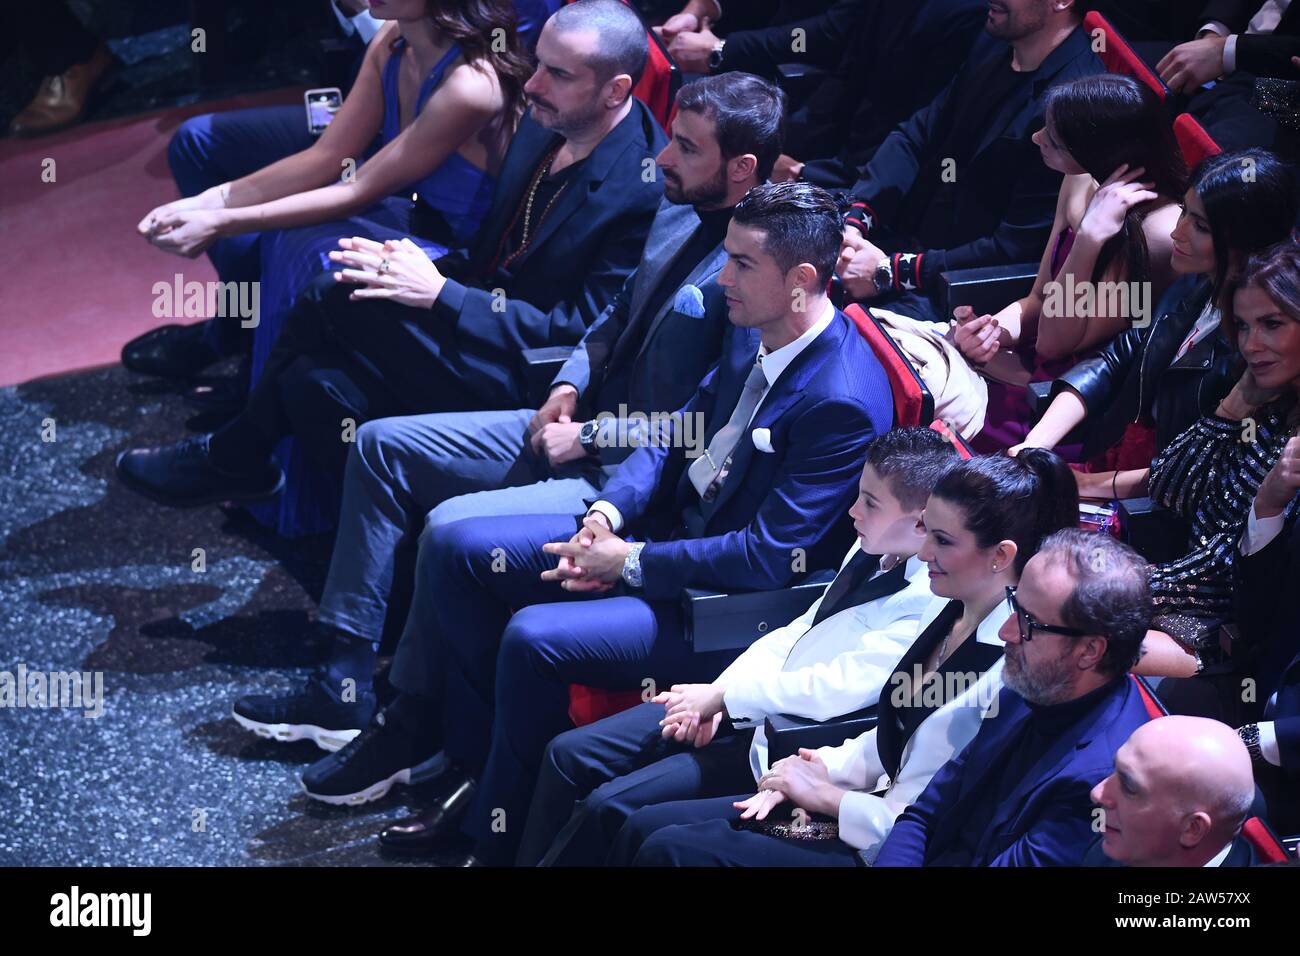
[305,87,343,135]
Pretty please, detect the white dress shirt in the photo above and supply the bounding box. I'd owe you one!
[710,541,936,779]
[812,596,1009,861]
[1201,0,1293,73]
[589,300,837,532]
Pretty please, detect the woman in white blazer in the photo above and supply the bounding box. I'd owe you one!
[611,449,1082,866]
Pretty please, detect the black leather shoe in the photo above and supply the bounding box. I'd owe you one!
[378,769,476,856]
[115,434,283,508]
[121,323,223,379]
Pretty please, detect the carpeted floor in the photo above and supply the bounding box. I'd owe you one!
[0,363,452,866]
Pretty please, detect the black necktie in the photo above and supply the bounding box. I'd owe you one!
[811,551,905,627]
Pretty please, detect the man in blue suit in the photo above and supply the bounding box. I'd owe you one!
[872,530,1153,867]
[226,72,787,755]
[299,182,894,864]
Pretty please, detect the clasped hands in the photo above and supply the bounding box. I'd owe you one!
[540,514,630,594]
[734,748,844,821]
[137,188,228,258]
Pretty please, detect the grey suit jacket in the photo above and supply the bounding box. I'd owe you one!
[554,198,731,470]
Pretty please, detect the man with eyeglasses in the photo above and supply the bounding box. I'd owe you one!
[874,529,1154,867]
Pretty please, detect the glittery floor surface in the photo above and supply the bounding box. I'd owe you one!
[0,365,446,866]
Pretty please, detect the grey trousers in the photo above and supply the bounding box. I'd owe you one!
[316,409,603,648]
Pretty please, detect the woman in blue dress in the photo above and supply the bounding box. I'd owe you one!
[137,0,532,533]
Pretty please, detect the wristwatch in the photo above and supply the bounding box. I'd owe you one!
[578,419,600,453]
[622,541,647,589]
[708,39,727,72]
[1239,723,1263,763]
[872,257,893,294]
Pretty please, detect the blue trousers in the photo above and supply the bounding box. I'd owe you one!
[517,701,757,866]
[167,105,317,353]
[318,410,603,645]
[390,513,742,865]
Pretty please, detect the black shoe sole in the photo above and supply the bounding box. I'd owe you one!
[114,451,285,509]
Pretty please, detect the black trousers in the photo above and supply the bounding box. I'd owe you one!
[213,272,495,479]
[518,702,757,866]
[28,1,99,75]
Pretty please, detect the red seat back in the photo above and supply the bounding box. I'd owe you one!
[1132,673,1168,719]
[1242,816,1291,864]
[844,304,933,429]
[1173,112,1222,170]
[1082,11,1169,102]
[928,419,974,459]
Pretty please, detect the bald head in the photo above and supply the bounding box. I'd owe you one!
[1091,716,1255,867]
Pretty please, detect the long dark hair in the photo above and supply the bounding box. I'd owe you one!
[930,450,1080,575]
[1191,148,1299,309]
[396,0,533,125]
[1045,74,1187,285]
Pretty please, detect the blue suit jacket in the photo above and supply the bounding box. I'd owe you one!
[595,308,893,601]
[875,676,1151,867]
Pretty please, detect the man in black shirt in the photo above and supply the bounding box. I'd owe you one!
[116,0,665,506]
[222,72,786,765]
[836,0,1103,323]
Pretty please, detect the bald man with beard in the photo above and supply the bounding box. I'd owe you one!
[1087,716,1259,867]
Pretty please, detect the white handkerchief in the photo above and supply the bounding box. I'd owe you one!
[751,427,775,453]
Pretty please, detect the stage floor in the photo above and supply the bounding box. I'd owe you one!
[0,364,447,866]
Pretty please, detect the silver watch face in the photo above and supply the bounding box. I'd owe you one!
[580,420,598,444]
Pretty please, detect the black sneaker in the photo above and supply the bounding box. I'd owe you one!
[232,672,376,753]
[115,434,283,508]
[300,709,439,807]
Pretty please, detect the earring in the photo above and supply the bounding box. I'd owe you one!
[991,564,1000,572]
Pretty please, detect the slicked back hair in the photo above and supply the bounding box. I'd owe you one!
[730,181,843,284]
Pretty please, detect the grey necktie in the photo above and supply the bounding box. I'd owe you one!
[688,358,767,501]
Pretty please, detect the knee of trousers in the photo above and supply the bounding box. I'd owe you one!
[498,607,558,669]
[418,514,503,585]
[167,114,212,183]
[631,827,689,866]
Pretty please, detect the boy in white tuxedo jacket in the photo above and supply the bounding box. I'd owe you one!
[516,426,961,866]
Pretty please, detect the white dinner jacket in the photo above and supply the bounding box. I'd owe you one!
[713,539,936,779]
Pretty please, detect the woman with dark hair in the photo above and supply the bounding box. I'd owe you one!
[1143,242,1300,672]
[604,451,1082,867]
[134,0,533,534]
[1013,148,1299,504]
[953,74,1186,456]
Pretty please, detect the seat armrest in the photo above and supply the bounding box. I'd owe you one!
[938,263,1038,320]
[682,570,835,654]
[522,346,575,407]
[765,706,879,765]
[1117,496,1190,564]
[775,62,829,100]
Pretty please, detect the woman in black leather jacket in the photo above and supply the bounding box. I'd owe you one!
[1013,149,1298,503]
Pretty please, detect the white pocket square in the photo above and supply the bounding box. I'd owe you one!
[751,427,775,453]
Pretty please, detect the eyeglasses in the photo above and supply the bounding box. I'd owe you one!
[1005,586,1088,642]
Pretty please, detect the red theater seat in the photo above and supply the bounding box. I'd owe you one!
[1082,11,1169,102]
[1173,112,1223,169]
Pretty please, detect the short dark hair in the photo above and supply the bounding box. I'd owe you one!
[675,72,786,181]
[551,0,648,89]
[865,426,961,512]
[1041,529,1152,678]
[931,449,1080,575]
[730,181,843,283]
